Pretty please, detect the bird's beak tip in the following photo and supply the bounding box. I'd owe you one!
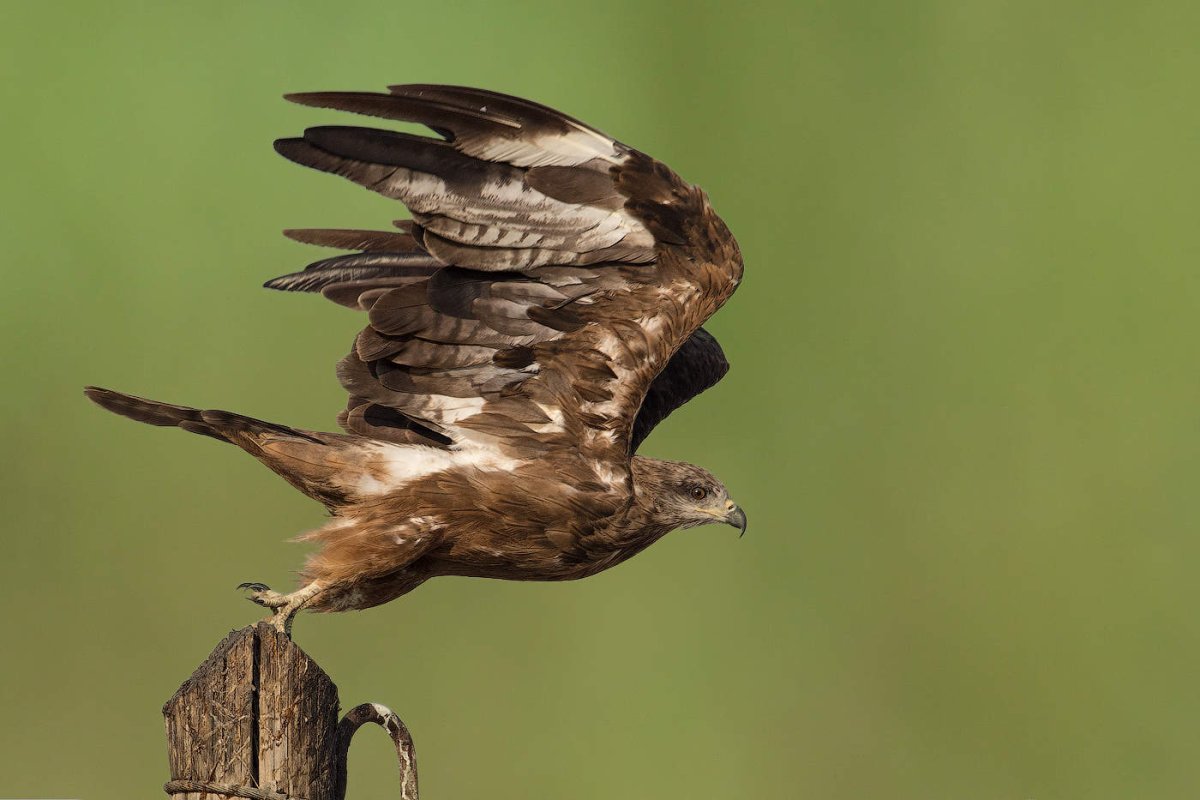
[726,505,748,537]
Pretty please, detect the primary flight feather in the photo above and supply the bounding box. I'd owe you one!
[86,84,745,631]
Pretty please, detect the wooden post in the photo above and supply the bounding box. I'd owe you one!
[163,622,418,800]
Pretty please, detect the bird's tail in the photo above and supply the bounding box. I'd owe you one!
[84,386,318,446]
[84,386,358,508]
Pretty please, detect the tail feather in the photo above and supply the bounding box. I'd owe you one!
[84,386,358,508]
[84,387,320,445]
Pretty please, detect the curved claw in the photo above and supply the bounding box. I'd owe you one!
[236,580,326,637]
[239,582,289,608]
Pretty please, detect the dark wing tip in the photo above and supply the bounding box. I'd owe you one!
[274,137,346,178]
[265,252,440,293]
[283,91,337,107]
[282,228,421,252]
[264,274,333,292]
[263,275,298,291]
[84,386,150,420]
[273,137,312,162]
[281,228,320,245]
[385,84,587,130]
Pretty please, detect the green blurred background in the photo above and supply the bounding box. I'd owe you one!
[3,1,1198,797]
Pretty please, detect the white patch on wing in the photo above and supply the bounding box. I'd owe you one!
[526,402,566,435]
[351,439,521,497]
[641,314,668,338]
[592,461,627,490]
[584,330,638,420]
[462,130,625,168]
[433,395,487,423]
[356,472,392,497]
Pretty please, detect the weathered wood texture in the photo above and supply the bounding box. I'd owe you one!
[163,622,417,800]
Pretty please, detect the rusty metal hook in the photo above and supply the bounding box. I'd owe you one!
[336,703,419,800]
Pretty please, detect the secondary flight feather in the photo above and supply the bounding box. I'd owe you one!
[87,84,745,632]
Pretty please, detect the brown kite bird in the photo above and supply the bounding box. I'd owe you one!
[87,85,745,632]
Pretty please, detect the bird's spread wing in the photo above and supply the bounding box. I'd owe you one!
[270,85,742,474]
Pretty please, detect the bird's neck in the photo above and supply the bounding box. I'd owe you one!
[628,455,666,506]
[625,455,682,534]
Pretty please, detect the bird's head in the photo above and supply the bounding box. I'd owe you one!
[631,457,747,535]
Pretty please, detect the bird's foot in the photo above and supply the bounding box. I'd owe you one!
[237,581,324,637]
[238,582,289,608]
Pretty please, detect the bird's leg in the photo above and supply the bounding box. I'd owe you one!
[237,580,325,637]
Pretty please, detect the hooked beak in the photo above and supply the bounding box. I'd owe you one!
[725,505,748,537]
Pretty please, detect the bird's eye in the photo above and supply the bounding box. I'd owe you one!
[689,485,708,501]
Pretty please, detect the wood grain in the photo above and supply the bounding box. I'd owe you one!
[162,623,408,800]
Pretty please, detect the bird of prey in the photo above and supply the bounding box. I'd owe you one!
[87,84,745,632]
